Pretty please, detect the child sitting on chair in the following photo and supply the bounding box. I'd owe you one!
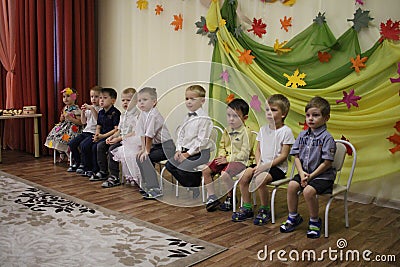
[232,94,295,225]
[165,85,213,199]
[280,96,336,239]
[203,98,255,212]
[102,88,141,188]
[45,87,82,162]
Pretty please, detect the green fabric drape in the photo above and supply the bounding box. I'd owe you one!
[208,0,400,185]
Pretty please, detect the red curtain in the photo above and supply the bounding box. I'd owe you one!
[1,0,97,155]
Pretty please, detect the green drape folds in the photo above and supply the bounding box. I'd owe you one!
[208,0,400,185]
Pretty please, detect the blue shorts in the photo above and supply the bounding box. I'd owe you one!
[292,174,334,194]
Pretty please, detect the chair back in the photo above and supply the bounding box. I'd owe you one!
[334,140,357,190]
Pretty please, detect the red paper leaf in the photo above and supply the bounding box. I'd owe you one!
[299,120,309,130]
[318,51,332,63]
[394,121,400,132]
[340,135,353,156]
[379,19,400,42]
[247,18,267,38]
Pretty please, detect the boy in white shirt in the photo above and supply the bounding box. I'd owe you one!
[68,85,101,174]
[136,87,176,199]
[232,94,295,225]
[165,85,213,198]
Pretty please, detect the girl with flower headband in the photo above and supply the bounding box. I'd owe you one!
[45,87,83,161]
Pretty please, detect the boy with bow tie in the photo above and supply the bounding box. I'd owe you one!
[165,85,213,198]
[203,98,256,212]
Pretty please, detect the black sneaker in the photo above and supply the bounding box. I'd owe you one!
[83,171,93,177]
[101,175,121,188]
[67,164,78,172]
[143,188,163,200]
[232,207,254,222]
[89,171,109,181]
[76,165,85,174]
[219,196,233,211]
[253,208,272,226]
[205,195,221,212]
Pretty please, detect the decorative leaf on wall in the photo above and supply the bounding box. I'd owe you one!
[280,16,292,32]
[208,31,218,46]
[390,62,400,83]
[282,0,296,6]
[195,16,208,35]
[219,19,226,27]
[274,39,292,55]
[223,41,230,53]
[250,95,262,112]
[299,120,309,130]
[155,5,163,15]
[355,0,364,5]
[347,8,373,32]
[313,12,326,25]
[247,18,267,38]
[136,0,148,10]
[226,93,235,103]
[379,19,400,42]
[234,25,244,38]
[283,69,306,88]
[220,70,229,83]
[387,131,400,154]
[350,55,368,73]
[171,14,183,31]
[336,89,361,109]
[318,51,332,63]
[237,49,255,64]
[341,135,353,155]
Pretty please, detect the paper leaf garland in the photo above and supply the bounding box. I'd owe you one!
[336,89,361,109]
[155,5,163,15]
[208,31,217,46]
[396,121,400,132]
[220,70,229,83]
[282,0,296,6]
[355,0,364,5]
[389,62,400,83]
[234,25,244,38]
[318,51,332,63]
[136,0,148,10]
[237,49,255,64]
[341,135,353,156]
[247,18,267,38]
[219,19,226,27]
[195,16,209,35]
[280,16,292,32]
[250,95,261,112]
[226,93,235,103]
[387,133,400,153]
[313,12,326,25]
[274,39,292,55]
[171,14,183,31]
[283,69,306,88]
[350,55,368,73]
[379,19,400,42]
[347,8,373,32]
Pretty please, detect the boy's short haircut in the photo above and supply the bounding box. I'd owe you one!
[90,85,102,93]
[305,96,330,117]
[122,87,137,95]
[101,87,118,99]
[228,98,249,116]
[267,94,291,121]
[138,87,157,100]
[186,85,206,97]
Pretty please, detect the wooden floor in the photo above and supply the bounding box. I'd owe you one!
[1,150,399,267]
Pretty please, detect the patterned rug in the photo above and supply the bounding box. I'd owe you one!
[0,171,226,266]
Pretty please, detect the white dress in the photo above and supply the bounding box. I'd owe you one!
[111,135,142,184]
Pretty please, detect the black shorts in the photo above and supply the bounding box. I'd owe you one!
[292,174,334,194]
[266,166,286,182]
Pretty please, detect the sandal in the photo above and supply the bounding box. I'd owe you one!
[101,175,121,188]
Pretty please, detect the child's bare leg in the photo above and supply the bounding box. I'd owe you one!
[238,168,253,204]
[257,173,272,207]
[303,185,318,218]
[220,171,234,196]
[202,166,215,196]
[287,180,301,213]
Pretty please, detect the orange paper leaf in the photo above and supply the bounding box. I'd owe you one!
[155,5,163,15]
[280,16,292,32]
[350,54,368,73]
[226,94,235,103]
[171,14,183,31]
[237,49,255,65]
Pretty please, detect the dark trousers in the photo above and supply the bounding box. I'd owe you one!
[96,140,113,173]
[108,142,122,178]
[136,139,175,190]
[68,132,93,166]
[79,135,96,172]
[165,149,210,187]
[90,139,106,173]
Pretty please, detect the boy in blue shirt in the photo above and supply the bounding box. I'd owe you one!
[280,96,336,239]
[88,88,121,181]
